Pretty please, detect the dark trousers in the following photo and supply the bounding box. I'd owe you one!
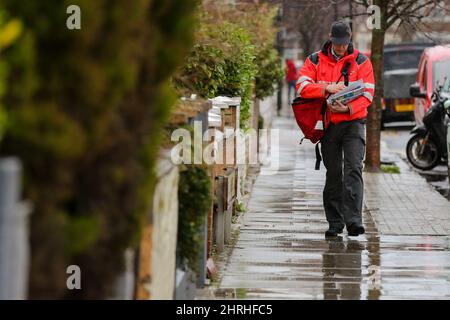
[321,119,366,229]
[287,81,296,104]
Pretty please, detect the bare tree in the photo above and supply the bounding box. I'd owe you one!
[282,0,338,59]
[351,0,446,171]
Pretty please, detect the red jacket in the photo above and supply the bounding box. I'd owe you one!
[285,59,298,83]
[296,41,375,124]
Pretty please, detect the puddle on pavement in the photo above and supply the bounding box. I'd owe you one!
[420,172,450,201]
[213,205,450,299]
[213,233,450,299]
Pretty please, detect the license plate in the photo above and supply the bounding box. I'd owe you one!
[395,104,415,112]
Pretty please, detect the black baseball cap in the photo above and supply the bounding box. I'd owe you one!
[330,21,351,45]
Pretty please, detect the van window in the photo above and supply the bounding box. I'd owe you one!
[432,59,450,91]
[384,49,423,71]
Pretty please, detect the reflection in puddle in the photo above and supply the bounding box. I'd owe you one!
[323,238,361,299]
[322,217,382,300]
[421,172,450,200]
[322,238,365,299]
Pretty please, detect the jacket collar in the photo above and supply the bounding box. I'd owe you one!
[321,40,355,61]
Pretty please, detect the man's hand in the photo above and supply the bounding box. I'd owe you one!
[329,100,350,113]
[325,83,346,94]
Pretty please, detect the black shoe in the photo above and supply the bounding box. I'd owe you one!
[325,227,343,237]
[347,224,365,236]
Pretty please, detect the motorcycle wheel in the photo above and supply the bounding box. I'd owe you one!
[406,133,440,170]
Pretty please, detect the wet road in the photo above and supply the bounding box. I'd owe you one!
[214,118,450,300]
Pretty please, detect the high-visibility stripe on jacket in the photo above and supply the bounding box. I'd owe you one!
[295,41,375,124]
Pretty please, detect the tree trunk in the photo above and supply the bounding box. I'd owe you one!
[366,2,386,172]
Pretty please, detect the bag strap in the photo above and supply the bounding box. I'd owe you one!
[315,144,322,170]
[341,62,351,86]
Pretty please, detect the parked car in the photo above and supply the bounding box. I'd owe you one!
[382,42,435,125]
[410,44,450,125]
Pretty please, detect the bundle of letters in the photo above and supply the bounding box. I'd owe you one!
[327,79,365,105]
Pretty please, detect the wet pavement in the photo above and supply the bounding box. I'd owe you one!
[381,124,450,201]
[207,117,450,300]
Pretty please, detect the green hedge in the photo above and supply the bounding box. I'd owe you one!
[234,5,283,100]
[175,20,256,128]
[0,0,199,298]
[177,164,211,273]
[175,4,282,129]
[0,10,22,139]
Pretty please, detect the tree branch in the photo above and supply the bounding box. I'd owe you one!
[386,0,407,19]
[386,0,438,28]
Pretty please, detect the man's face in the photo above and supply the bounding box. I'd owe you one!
[332,43,349,57]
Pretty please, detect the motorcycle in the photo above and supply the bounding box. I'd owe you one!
[406,82,450,170]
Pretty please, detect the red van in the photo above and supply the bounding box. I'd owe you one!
[382,43,434,124]
[410,45,450,124]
